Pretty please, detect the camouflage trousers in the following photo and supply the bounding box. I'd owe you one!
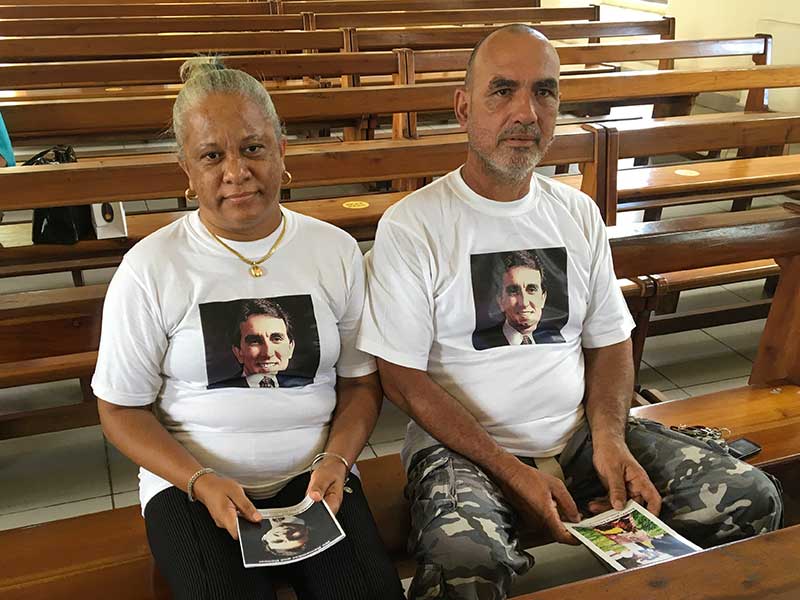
[404,417,783,600]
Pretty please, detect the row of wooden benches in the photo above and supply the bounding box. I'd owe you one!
[3,5,601,36]
[1,203,798,598]
[2,0,542,17]
[3,105,800,429]
[0,18,677,63]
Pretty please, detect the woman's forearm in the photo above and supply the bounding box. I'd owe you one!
[324,372,383,467]
[98,398,204,493]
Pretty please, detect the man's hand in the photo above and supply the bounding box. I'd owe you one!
[193,473,261,540]
[306,458,349,514]
[500,460,582,545]
[591,439,661,515]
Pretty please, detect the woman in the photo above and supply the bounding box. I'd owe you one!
[92,57,404,600]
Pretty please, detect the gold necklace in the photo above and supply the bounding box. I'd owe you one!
[208,215,287,278]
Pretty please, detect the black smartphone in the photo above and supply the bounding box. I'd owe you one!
[728,438,762,460]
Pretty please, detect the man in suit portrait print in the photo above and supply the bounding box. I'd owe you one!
[474,250,564,350]
[210,298,311,389]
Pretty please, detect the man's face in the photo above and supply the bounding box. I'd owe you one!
[457,31,560,181]
[497,266,547,335]
[232,314,294,376]
[263,523,309,553]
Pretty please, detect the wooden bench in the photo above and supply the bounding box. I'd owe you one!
[517,525,800,599]
[0,19,674,63]
[1,6,600,36]
[3,34,764,103]
[1,203,798,599]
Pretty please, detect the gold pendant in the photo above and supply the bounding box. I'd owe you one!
[249,264,264,278]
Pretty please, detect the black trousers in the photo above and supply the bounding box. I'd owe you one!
[144,473,405,600]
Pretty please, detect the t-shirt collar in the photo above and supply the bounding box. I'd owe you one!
[450,166,540,217]
[187,206,295,257]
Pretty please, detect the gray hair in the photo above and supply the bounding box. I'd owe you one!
[172,56,283,155]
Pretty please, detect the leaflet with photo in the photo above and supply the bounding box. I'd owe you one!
[237,495,345,567]
[564,500,702,571]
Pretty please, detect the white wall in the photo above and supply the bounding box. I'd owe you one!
[545,0,800,110]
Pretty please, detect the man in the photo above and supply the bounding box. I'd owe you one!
[473,250,564,349]
[210,298,311,389]
[357,25,782,600]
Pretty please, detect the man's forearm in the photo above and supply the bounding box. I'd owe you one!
[377,359,520,479]
[583,338,634,445]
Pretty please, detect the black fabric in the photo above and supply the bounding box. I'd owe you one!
[144,473,405,600]
[24,145,93,245]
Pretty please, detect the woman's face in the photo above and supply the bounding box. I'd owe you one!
[178,92,285,241]
[263,522,309,553]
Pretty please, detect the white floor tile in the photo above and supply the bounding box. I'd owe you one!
[642,330,752,388]
[703,319,766,361]
[369,399,410,444]
[675,285,745,313]
[145,198,180,211]
[721,279,768,303]
[0,496,112,531]
[358,445,377,461]
[371,440,404,457]
[82,267,118,286]
[107,440,140,494]
[661,388,691,401]
[660,200,733,219]
[683,377,751,398]
[113,491,140,510]
[637,363,676,391]
[0,272,74,294]
[0,379,83,415]
[0,425,111,515]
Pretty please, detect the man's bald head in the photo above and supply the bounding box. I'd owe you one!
[464,25,560,91]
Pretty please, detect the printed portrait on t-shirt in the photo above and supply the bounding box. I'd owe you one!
[199,295,320,389]
[471,247,568,350]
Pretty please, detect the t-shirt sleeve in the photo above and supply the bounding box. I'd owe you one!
[581,205,636,349]
[335,245,377,378]
[357,218,433,370]
[91,261,168,406]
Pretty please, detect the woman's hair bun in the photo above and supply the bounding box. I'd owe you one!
[179,55,226,84]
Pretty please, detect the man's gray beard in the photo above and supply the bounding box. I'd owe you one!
[470,139,550,184]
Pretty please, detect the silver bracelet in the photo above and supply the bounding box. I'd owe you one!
[187,467,215,502]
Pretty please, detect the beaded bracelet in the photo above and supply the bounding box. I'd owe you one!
[187,467,215,502]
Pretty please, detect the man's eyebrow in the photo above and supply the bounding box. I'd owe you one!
[244,334,265,342]
[534,78,559,90]
[488,77,518,90]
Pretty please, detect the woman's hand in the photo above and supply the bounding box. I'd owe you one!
[306,458,349,514]
[192,472,261,540]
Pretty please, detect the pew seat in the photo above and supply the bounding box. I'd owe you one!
[616,154,800,214]
[1,386,798,600]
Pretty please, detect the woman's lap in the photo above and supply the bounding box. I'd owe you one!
[145,473,404,600]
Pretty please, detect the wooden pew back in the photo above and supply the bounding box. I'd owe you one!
[1,6,600,36]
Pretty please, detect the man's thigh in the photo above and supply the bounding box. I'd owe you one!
[562,418,783,547]
[405,446,534,600]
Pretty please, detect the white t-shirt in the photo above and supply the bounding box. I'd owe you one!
[357,168,635,468]
[92,208,375,512]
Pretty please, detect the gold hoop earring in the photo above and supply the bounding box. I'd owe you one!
[185,188,198,202]
[281,170,293,186]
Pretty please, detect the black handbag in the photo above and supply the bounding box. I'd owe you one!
[25,145,93,245]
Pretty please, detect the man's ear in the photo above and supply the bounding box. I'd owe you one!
[454,87,470,128]
[286,340,295,361]
[542,290,548,306]
[232,344,243,365]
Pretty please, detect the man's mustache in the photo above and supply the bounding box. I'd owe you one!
[497,126,543,143]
